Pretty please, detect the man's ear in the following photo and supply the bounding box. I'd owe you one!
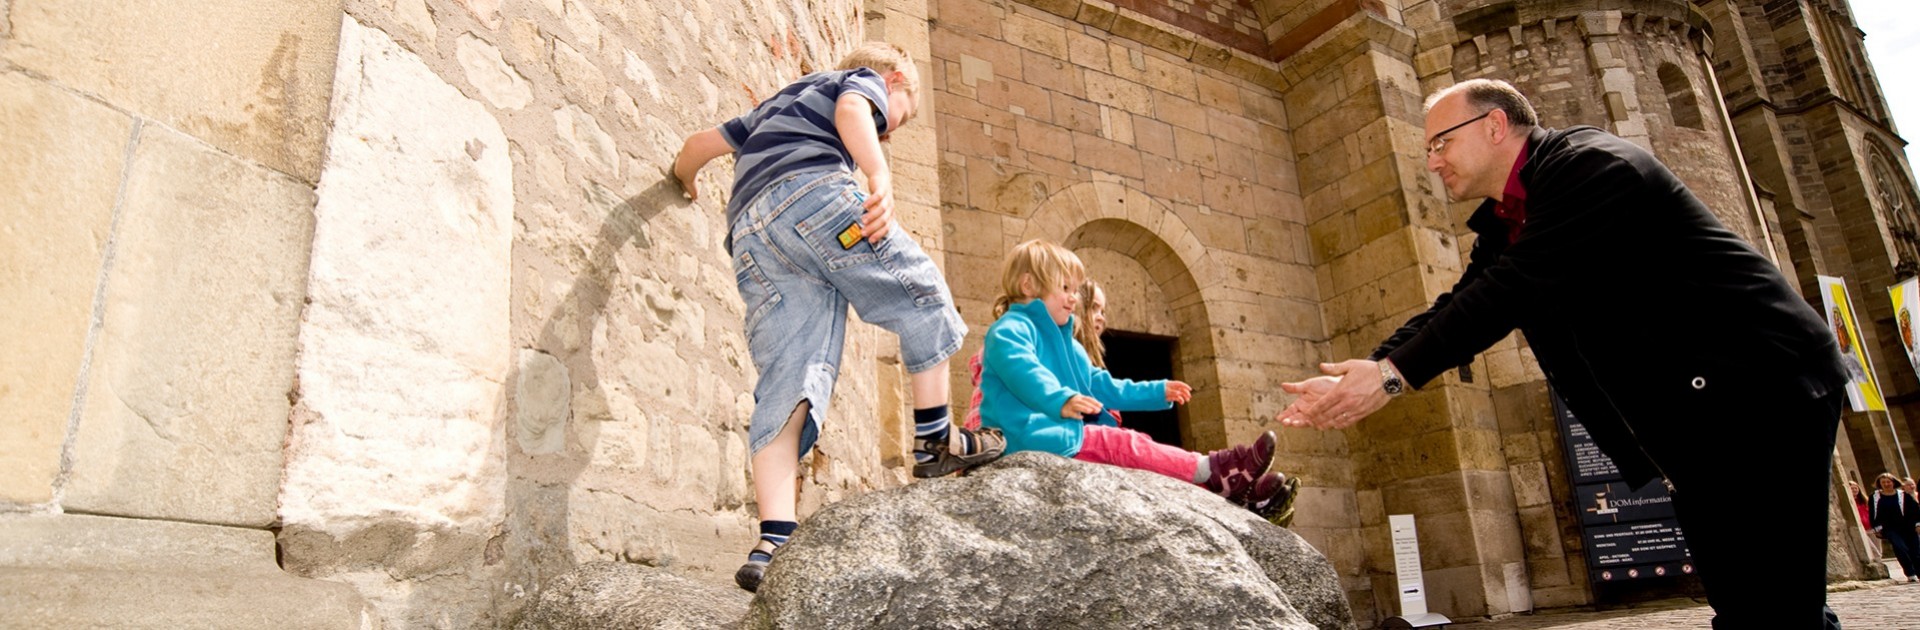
[1488,108,1511,143]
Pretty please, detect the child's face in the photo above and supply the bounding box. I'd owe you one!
[1085,286,1107,336]
[881,71,918,141]
[1031,273,1082,326]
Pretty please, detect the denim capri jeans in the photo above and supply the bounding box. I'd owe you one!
[730,169,966,458]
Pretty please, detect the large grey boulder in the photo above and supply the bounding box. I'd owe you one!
[747,452,1354,630]
[515,562,750,629]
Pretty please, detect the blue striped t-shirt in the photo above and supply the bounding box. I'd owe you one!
[720,68,892,246]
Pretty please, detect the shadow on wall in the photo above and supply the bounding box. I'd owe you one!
[481,172,685,623]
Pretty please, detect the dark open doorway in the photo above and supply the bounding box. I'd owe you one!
[1100,330,1183,448]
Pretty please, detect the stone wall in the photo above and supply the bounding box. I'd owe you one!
[269,0,937,627]
[0,0,374,625]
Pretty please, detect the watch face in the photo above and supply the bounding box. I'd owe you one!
[1383,378,1404,395]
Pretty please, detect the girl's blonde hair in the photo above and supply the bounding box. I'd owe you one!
[992,239,1085,319]
[1074,280,1106,368]
[836,42,919,98]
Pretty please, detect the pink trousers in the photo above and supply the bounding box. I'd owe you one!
[1073,424,1202,482]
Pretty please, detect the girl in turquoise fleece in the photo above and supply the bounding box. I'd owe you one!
[978,239,1293,512]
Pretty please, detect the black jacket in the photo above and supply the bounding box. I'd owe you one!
[1868,491,1920,532]
[1370,126,1848,487]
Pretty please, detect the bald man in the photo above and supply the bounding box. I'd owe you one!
[1278,79,1848,629]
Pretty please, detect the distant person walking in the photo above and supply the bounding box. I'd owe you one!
[1870,472,1920,583]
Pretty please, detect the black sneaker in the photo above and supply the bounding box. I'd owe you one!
[734,539,777,592]
[1251,474,1301,527]
[912,427,1006,478]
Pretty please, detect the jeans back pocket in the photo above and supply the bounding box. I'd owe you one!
[793,188,877,272]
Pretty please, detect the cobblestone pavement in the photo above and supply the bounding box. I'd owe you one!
[1457,580,1918,629]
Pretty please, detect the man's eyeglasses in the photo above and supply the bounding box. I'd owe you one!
[1425,111,1492,157]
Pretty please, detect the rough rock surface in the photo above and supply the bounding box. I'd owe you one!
[514,561,748,630]
[747,452,1354,630]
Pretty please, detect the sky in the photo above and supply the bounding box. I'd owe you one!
[1855,0,1920,171]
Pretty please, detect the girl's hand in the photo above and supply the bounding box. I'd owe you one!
[1060,394,1101,418]
[1165,380,1192,404]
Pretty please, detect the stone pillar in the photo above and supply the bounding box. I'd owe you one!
[1578,11,1651,148]
[1279,7,1530,623]
[0,0,372,626]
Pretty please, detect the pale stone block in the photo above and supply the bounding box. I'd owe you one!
[561,0,605,53]
[5,0,341,181]
[514,349,571,456]
[1084,70,1153,115]
[553,39,610,105]
[279,16,513,540]
[624,49,665,103]
[453,0,504,29]
[0,513,373,627]
[1578,10,1622,37]
[555,104,620,175]
[457,33,532,110]
[384,0,437,45]
[1004,11,1068,60]
[509,17,545,63]
[61,123,315,527]
[0,72,131,505]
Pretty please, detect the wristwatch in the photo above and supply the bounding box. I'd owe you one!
[1380,360,1406,396]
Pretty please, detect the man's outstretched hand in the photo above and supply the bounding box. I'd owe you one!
[1275,359,1394,429]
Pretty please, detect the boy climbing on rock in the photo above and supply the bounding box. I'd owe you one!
[672,42,1004,592]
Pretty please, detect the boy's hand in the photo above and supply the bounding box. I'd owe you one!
[673,160,701,201]
[1165,380,1192,404]
[673,128,733,202]
[1060,394,1101,419]
[860,171,894,243]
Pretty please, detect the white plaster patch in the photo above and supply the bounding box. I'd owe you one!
[280,16,513,539]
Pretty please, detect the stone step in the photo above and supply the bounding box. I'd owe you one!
[0,513,375,629]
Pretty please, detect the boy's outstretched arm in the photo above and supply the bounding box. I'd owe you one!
[835,93,894,243]
[673,127,732,201]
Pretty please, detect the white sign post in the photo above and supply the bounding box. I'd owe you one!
[1383,514,1451,629]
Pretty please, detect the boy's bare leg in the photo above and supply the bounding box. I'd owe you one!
[751,401,809,523]
[908,359,950,413]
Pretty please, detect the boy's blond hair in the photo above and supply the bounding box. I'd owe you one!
[837,42,919,99]
[993,239,1085,318]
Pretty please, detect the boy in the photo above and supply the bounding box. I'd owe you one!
[672,42,1004,592]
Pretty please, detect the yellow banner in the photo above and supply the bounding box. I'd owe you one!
[1891,277,1920,386]
[1820,275,1886,412]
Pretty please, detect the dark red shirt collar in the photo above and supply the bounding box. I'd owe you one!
[1492,141,1531,242]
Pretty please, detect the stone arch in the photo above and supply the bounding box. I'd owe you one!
[1018,181,1229,449]
[1657,62,1703,130]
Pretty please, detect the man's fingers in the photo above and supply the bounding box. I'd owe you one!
[1319,362,1348,376]
[1279,381,1308,394]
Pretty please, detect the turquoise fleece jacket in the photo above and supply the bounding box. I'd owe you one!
[979,298,1171,457]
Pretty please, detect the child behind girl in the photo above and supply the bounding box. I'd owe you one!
[976,239,1293,514]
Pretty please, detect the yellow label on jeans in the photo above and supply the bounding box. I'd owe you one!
[837,221,863,249]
